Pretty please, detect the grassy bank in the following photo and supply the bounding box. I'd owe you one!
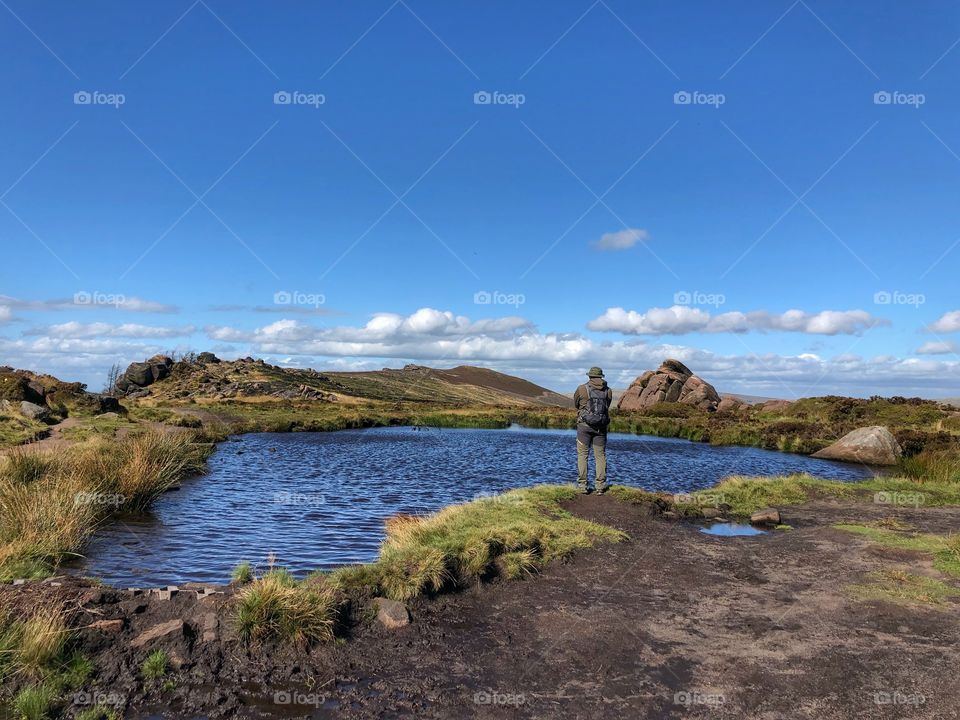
[0,430,216,582]
[232,485,626,644]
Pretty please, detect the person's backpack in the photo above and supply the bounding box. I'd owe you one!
[580,384,610,429]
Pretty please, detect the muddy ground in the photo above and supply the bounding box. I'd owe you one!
[2,496,959,719]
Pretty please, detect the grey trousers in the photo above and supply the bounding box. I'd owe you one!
[576,427,607,488]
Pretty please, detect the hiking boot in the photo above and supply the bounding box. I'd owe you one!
[595,485,609,495]
[578,485,592,495]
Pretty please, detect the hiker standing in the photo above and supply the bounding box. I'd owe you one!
[573,366,613,494]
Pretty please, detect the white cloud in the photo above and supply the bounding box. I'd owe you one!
[3,306,958,398]
[25,322,195,339]
[929,311,960,333]
[587,306,886,336]
[0,306,12,324]
[592,228,649,251]
[916,340,958,355]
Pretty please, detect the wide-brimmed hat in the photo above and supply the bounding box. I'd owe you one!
[587,366,604,378]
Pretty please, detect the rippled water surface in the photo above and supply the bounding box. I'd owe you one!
[73,426,875,586]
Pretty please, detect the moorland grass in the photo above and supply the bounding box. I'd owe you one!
[849,569,960,606]
[834,524,960,578]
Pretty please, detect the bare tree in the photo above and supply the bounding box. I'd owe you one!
[103,363,122,396]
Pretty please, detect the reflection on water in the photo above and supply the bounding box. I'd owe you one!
[71,425,873,585]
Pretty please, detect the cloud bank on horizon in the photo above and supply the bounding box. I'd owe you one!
[3,298,960,399]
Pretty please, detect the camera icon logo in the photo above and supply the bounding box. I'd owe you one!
[473,290,492,304]
[873,290,891,305]
[674,290,692,305]
[873,90,892,105]
[473,91,492,105]
[273,91,292,105]
[673,90,692,105]
[74,91,92,105]
[273,290,292,305]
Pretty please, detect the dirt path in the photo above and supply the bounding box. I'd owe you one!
[3,497,958,719]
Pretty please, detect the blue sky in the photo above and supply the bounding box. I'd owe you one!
[2,0,959,397]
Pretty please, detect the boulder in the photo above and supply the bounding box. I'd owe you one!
[811,426,902,466]
[197,352,220,364]
[617,359,721,412]
[373,598,410,629]
[750,507,781,525]
[95,394,125,415]
[757,399,792,413]
[20,401,51,422]
[115,355,174,394]
[717,396,748,413]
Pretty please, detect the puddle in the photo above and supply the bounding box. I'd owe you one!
[700,522,767,537]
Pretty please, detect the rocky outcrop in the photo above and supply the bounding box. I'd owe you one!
[115,355,174,395]
[811,426,902,466]
[757,399,792,413]
[617,359,721,412]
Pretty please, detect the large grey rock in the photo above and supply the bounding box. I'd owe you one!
[617,359,721,412]
[811,426,902,466]
[20,401,51,422]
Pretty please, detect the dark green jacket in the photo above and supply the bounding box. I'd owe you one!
[574,379,613,432]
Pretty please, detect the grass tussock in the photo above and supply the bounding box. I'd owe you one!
[235,572,336,646]
[141,649,169,680]
[18,609,69,676]
[12,683,56,720]
[0,430,212,580]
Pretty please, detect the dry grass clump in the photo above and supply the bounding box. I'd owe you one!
[235,572,336,646]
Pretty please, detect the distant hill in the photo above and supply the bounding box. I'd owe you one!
[115,354,573,408]
[943,398,960,409]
